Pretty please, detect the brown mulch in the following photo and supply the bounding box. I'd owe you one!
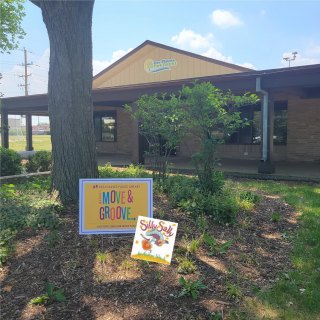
[0,190,299,320]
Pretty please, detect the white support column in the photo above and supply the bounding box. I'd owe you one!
[256,77,275,174]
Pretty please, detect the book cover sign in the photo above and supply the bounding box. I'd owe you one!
[131,216,178,265]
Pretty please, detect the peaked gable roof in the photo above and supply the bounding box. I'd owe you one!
[93,40,253,89]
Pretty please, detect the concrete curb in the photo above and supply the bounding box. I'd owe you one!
[0,171,51,184]
[162,167,320,184]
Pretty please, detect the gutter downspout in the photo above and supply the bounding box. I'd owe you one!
[256,77,269,162]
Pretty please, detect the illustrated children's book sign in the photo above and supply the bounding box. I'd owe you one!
[79,178,153,234]
[131,216,178,265]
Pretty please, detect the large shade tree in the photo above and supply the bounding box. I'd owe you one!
[31,0,98,204]
[0,0,26,53]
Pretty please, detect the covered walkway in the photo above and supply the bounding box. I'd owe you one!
[97,154,320,182]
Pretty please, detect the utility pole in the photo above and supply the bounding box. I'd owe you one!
[18,48,34,151]
[18,47,33,96]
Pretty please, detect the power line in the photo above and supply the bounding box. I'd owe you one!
[30,64,48,71]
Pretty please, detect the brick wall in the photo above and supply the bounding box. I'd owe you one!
[95,96,320,163]
[179,95,320,162]
[287,97,320,162]
[179,136,287,161]
[95,107,136,156]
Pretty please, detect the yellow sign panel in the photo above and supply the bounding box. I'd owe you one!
[79,178,153,234]
[144,58,177,73]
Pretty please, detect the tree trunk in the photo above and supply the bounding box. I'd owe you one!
[32,0,98,204]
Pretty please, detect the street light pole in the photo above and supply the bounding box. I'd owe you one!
[283,51,298,67]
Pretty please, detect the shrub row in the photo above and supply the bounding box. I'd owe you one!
[159,174,238,224]
[0,148,51,176]
[0,147,22,176]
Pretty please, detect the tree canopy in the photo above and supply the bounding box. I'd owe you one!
[0,0,26,53]
[126,93,186,177]
[129,82,259,192]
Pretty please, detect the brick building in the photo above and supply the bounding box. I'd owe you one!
[1,41,320,173]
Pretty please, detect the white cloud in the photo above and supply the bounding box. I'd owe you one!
[240,62,255,70]
[305,43,320,59]
[1,49,49,98]
[202,47,233,63]
[93,48,132,75]
[171,29,215,50]
[210,9,243,29]
[281,44,320,67]
[171,28,253,67]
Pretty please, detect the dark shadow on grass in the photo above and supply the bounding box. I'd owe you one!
[1,186,302,320]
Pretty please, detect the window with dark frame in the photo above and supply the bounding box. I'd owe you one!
[225,101,287,145]
[94,112,117,142]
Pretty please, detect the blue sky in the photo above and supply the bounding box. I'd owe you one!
[1,0,320,98]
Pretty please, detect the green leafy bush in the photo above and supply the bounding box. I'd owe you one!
[99,163,149,178]
[239,191,261,204]
[208,170,225,194]
[199,191,239,224]
[30,282,65,305]
[162,175,198,206]
[0,147,22,176]
[26,151,52,173]
[161,175,239,224]
[0,178,60,265]
[179,276,207,299]
[203,233,233,255]
[177,257,198,274]
[0,229,16,267]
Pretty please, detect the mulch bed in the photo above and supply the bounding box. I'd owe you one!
[0,190,299,320]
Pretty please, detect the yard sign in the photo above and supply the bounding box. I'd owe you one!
[131,216,178,265]
[79,178,153,234]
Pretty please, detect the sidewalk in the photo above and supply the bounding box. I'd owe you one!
[97,154,320,183]
[167,157,320,182]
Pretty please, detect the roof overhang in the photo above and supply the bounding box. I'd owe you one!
[2,64,320,115]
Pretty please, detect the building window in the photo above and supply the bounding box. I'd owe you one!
[273,110,287,145]
[226,101,287,145]
[94,112,116,142]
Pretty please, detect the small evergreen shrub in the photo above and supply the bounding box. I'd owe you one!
[0,147,22,176]
[26,151,52,173]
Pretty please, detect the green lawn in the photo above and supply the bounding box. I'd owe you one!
[232,180,320,320]
[8,135,52,151]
